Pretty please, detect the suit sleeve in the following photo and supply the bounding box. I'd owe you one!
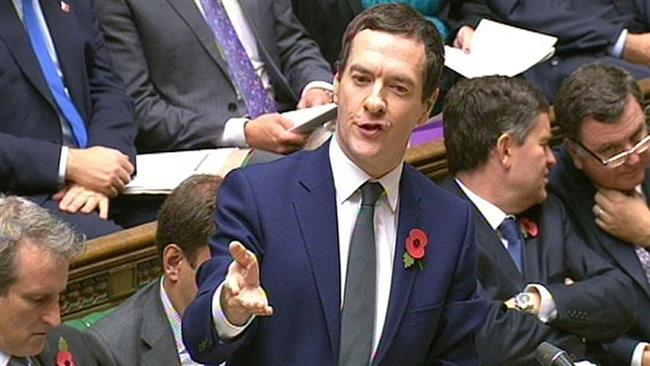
[545,198,635,341]
[427,203,488,365]
[476,298,587,365]
[271,0,332,96]
[182,169,262,364]
[96,0,225,152]
[487,0,624,54]
[0,133,61,193]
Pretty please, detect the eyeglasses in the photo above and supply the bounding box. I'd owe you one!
[569,134,650,168]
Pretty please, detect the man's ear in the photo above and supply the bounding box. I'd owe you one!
[162,244,183,282]
[416,88,439,126]
[496,132,514,168]
[333,73,340,104]
[564,138,584,170]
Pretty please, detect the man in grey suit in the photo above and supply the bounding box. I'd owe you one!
[441,75,635,365]
[87,175,221,365]
[96,0,333,154]
[0,195,113,366]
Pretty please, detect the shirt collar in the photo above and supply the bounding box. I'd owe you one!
[0,351,9,366]
[455,178,509,230]
[329,135,401,212]
[159,277,184,349]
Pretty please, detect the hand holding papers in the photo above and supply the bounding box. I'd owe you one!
[444,19,557,78]
[285,103,337,134]
[124,148,250,194]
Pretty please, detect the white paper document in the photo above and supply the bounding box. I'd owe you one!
[444,19,557,78]
[124,148,250,194]
[286,103,337,133]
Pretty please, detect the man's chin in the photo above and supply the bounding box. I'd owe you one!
[22,334,47,356]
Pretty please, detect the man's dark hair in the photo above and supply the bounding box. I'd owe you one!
[336,3,444,102]
[443,76,549,174]
[555,63,644,141]
[155,174,222,267]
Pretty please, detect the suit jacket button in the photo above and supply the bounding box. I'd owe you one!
[228,103,237,112]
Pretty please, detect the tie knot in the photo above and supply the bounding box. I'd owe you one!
[360,182,384,207]
[498,217,520,242]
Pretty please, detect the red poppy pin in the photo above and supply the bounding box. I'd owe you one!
[519,217,539,238]
[403,228,428,270]
[56,337,76,366]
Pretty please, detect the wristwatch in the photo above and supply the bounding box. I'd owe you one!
[513,292,536,314]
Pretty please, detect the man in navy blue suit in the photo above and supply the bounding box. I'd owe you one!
[182,4,486,365]
[0,0,137,238]
[551,64,650,366]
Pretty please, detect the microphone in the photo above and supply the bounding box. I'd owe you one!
[535,341,574,366]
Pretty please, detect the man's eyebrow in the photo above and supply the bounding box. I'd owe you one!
[349,64,371,74]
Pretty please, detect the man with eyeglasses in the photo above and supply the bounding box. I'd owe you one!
[551,63,650,366]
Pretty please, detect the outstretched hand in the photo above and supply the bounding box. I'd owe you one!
[220,242,273,326]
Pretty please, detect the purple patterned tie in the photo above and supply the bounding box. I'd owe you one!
[201,0,277,118]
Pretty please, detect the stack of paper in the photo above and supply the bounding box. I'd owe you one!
[124,148,250,194]
[444,19,557,78]
[286,103,337,133]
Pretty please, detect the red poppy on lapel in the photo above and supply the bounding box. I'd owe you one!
[403,228,428,270]
[56,337,76,366]
[519,217,539,238]
[60,1,70,13]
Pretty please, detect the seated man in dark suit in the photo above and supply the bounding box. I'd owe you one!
[0,195,113,366]
[96,0,333,154]
[182,4,486,365]
[87,174,222,366]
[441,75,635,365]
[1,0,139,238]
[551,64,650,366]
[484,0,650,101]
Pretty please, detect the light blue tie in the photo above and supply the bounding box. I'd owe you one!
[22,0,88,147]
[499,217,524,273]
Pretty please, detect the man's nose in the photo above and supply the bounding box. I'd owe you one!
[363,83,386,115]
[41,300,61,327]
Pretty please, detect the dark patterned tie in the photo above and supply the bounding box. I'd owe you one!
[498,217,524,272]
[635,246,650,284]
[339,182,384,366]
[200,0,277,118]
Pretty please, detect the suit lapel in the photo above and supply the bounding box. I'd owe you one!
[292,142,341,359]
[237,0,294,99]
[372,168,419,365]
[0,1,57,112]
[442,179,524,288]
[165,0,232,79]
[140,284,181,366]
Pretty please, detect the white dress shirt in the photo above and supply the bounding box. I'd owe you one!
[0,351,9,366]
[212,134,401,359]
